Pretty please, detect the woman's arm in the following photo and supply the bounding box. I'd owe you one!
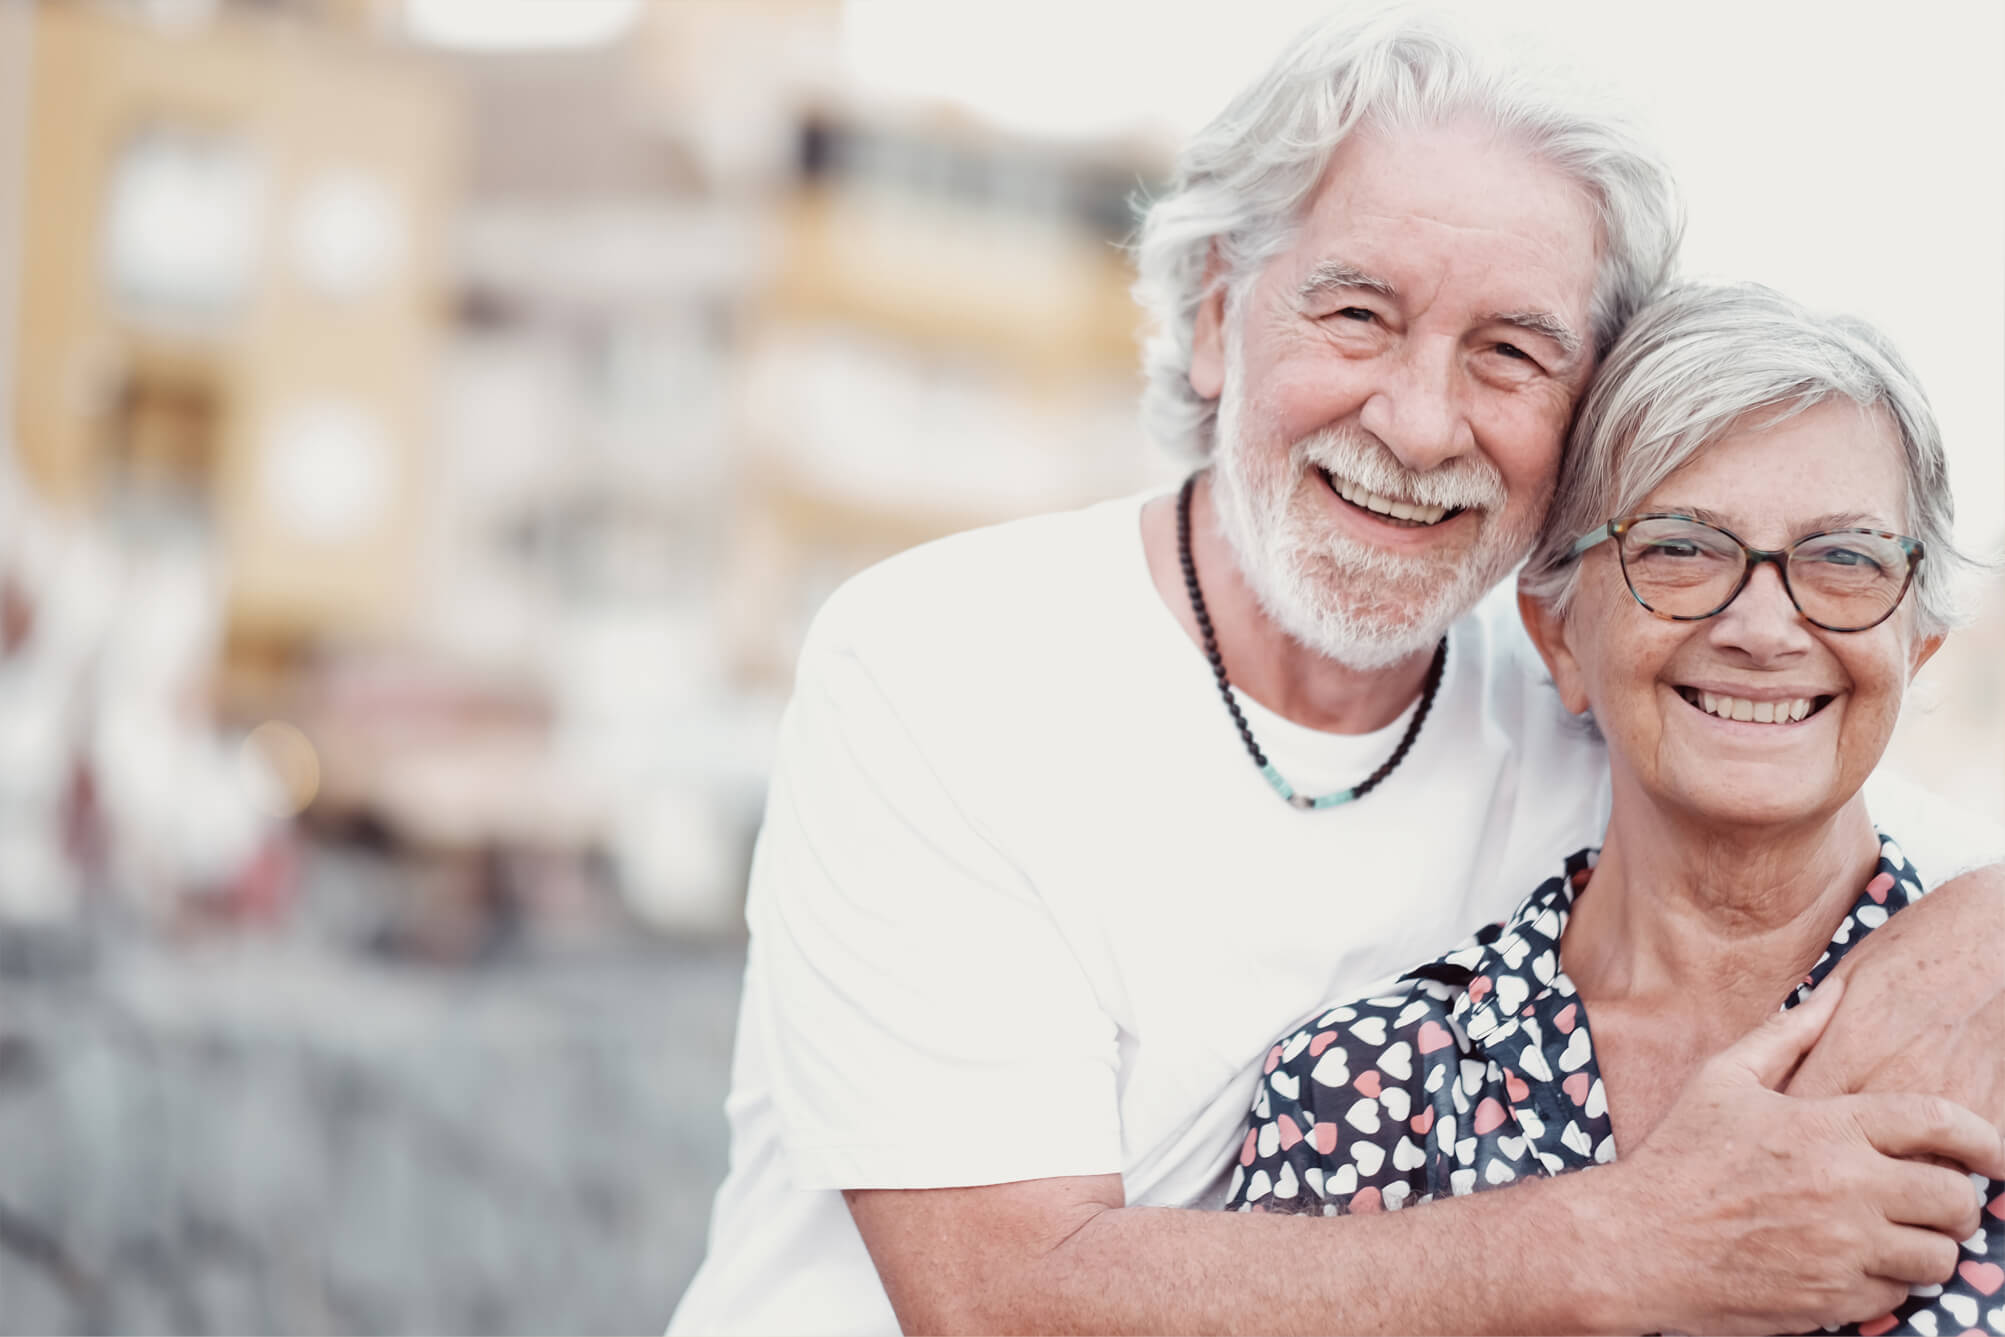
[1787,863,2005,1124]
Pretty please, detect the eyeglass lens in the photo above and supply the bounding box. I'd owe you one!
[1617,516,1911,629]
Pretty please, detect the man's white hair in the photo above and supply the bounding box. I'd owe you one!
[1131,6,1683,459]
[1520,280,1978,637]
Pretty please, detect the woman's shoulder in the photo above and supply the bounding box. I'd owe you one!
[1792,831,1927,1000]
[1260,845,1598,1081]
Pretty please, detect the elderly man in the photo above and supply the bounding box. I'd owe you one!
[672,12,2005,1335]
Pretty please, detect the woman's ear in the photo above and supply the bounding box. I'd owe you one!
[1518,583,1592,716]
[1188,247,1227,401]
[1910,630,1945,679]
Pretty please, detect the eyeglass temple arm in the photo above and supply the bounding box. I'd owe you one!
[1571,523,1614,556]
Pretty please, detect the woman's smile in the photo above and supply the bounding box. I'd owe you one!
[1668,685,1837,727]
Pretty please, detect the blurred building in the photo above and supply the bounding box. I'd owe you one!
[0,0,1178,944]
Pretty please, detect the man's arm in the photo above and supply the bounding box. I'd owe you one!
[1789,863,2005,1122]
[849,983,2003,1336]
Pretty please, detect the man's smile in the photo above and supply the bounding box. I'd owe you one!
[1316,465,1467,529]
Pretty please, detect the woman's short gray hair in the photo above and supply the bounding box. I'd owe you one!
[1519,281,1973,636]
[1130,6,1683,459]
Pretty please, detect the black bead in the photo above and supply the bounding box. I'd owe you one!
[1177,472,1444,812]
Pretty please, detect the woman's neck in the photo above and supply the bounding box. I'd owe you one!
[1560,782,1881,1043]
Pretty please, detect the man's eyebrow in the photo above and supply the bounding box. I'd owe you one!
[1296,261,1398,302]
[1483,310,1583,359]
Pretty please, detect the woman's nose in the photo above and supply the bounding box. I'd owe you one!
[1707,560,1813,660]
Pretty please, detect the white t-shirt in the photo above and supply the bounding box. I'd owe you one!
[669,492,1997,1337]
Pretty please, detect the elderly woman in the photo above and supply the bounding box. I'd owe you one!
[1226,282,2003,1334]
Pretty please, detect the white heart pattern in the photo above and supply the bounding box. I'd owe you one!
[1310,1050,1350,1088]
[1517,1040,1553,1082]
[1392,1135,1426,1172]
[1558,1027,1593,1073]
[1269,1068,1300,1102]
[1584,1078,1607,1119]
[1378,1041,1414,1081]
[1351,1140,1385,1176]
[1344,1098,1381,1135]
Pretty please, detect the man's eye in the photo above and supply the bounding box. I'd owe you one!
[1494,342,1532,362]
[1334,307,1376,323]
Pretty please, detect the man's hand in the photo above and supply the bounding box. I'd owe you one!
[1787,863,2005,1125]
[1604,976,2005,1335]
[843,980,2004,1337]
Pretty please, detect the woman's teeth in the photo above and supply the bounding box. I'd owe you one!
[1679,688,1820,724]
[1322,470,1450,526]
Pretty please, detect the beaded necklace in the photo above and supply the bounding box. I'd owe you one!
[1177,472,1446,811]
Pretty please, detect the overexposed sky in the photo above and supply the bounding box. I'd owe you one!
[842,0,2005,550]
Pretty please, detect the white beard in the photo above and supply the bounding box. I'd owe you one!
[1208,337,1544,672]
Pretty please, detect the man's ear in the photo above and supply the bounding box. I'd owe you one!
[1189,247,1228,402]
[1518,584,1592,716]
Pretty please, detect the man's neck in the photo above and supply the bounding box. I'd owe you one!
[1139,473,1435,735]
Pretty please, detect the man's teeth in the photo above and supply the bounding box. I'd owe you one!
[1695,692,1814,724]
[1332,476,1448,525]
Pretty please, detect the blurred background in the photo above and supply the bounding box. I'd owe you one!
[0,0,1997,1331]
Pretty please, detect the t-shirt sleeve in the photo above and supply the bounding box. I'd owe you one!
[748,616,1122,1192]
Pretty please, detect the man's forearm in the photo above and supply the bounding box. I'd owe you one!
[1011,1175,1629,1337]
[854,986,1988,1336]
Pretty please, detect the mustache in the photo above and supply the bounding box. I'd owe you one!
[1295,427,1507,513]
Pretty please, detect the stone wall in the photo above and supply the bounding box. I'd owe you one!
[0,924,743,1334]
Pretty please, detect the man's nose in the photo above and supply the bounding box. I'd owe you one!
[1708,560,1814,661]
[1355,339,1477,472]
